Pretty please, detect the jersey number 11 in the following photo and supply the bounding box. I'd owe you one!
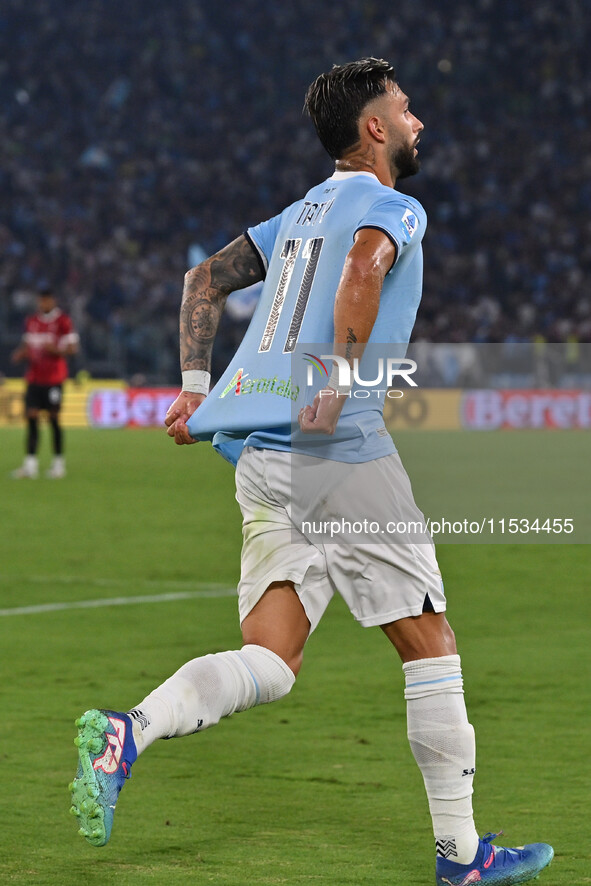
[258,237,324,354]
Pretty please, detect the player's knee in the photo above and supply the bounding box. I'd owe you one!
[286,649,304,678]
[440,617,456,650]
[239,644,296,702]
[240,617,308,678]
[385,612,458,662]
[241,640,303,679]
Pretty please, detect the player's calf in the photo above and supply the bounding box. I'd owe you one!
[128,644,295,752]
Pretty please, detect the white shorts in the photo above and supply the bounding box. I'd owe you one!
[235,447,446,632]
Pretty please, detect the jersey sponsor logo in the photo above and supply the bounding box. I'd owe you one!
[24,332,55,348]
[220,369,248,398]
[92,716,126,774]
[401,208,418,238]
[219,368,299,401]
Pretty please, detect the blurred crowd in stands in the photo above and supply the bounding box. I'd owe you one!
[0,0,589,383]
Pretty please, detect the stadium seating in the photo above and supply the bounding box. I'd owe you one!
[1,0,588,383]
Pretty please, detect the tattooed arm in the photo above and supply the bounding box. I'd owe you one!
[299,227,396,435]
[165,235,263,444]
[179,235,262,373]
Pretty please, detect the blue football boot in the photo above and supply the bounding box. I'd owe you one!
[435,832,554,885]
[69,709,137,846]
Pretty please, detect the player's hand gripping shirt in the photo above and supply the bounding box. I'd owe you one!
[188,171,426,465]
[23,308,79,385]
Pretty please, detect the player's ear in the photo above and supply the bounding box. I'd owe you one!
[366,115,386,144]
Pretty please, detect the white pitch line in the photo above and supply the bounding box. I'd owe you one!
[0,573,229,590]
[0,586,236,617]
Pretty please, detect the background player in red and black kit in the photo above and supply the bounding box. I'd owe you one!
[10,287,79,479]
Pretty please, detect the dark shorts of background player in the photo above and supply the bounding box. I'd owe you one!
[25,383,63,413]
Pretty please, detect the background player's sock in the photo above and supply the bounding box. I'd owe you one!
[49,416,63,455]
[24,455,39,475]
[403,654,479,865]
[128,644,295,754]
[27,417,38,455]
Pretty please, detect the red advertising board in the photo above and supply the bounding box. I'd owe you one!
[87,387,591,430]
[88,388,179,428]
[462,390,591,429]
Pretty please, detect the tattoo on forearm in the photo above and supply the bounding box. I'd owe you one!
[345,326,358,362]
[179,236,262,371]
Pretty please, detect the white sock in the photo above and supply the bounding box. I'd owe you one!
[24,455,38,472]
[404,655,479,864]
[128,644,295,755]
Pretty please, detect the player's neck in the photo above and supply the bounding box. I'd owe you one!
[335,147,394,189]
[37,307,61,322]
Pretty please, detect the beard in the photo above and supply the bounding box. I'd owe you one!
[392,142,420,180]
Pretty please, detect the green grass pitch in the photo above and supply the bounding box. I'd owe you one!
[0,427,589,884]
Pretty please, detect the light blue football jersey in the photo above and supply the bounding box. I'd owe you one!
[187,171,426,466]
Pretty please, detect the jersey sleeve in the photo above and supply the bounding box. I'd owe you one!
[58,313,79,347]
[245,212,284,276]
[355,195,424,269]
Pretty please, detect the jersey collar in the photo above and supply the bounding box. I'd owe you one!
[328,170,379,181]
[36,308,61,323]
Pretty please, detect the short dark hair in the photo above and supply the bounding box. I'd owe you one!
[304,57,396,160]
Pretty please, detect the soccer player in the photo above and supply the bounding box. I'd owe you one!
[10,287,79,479]
[70,59,553,885]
